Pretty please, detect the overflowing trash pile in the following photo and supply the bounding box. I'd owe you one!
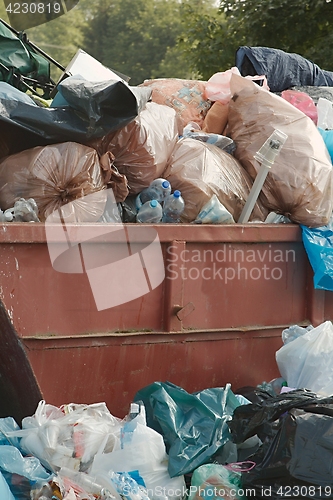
[1,35,333,230]
[1,320,333,499]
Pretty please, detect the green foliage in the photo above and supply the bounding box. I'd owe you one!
[177,1,234,80]
[83,0,192,85]
[25,5,87,81]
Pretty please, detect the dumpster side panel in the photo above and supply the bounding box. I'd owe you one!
[0,224,324,418]
[24,329,283,417]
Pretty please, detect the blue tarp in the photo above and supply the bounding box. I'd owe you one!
[236,46,333,93]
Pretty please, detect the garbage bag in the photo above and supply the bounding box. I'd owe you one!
[134,382,241,477]
[281,89,317,124]
[241,407,333,499]
[139,78,211,132]
[0,445,52,500]
[236,46,333,93]
[227,74,333,227]
[8,400,122,473]
[90,404,185,500]
[227,388,333,445]
[164,138,267,223]
[0,80,151,143]
[89,102,178,195]
[0,142,114,222]
[276,320,333,396]
[188,463,244,500]
[301,224,333,290]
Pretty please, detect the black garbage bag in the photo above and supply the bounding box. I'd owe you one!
[0,79,151,144]
[228,389,333,444]
[242,408,333,499]
[134,381,240,477]
[236,46,333,93]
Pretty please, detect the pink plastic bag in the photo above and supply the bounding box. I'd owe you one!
[281,90,318,124]
[205,68,269,104]
[204,67,240,104]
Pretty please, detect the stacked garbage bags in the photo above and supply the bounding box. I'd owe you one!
[3,320,333,499]
[1,46,333,227]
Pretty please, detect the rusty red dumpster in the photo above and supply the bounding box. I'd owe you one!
[0,222,328,419]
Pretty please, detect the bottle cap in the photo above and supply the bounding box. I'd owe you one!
[173,190,181,198]
[150,200,158,208]
[162,180,170,189]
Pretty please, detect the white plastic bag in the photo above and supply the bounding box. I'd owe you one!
[90,405,185,500]
[276,320,333,395]
[18,401,122,473]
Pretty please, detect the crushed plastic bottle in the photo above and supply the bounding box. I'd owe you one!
[162,190,185,223]
[136,200,162,223]
[136,178,171,210]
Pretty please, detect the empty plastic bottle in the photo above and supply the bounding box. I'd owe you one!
[136,178,171,210]
[162,190,185,223]
[136,200,162,223]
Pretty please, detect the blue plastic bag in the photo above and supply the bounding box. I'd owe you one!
[301,224,333,290]
[0,471,15,500]
[318,128,333,163]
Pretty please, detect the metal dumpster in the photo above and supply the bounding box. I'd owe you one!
[0,222,329,419]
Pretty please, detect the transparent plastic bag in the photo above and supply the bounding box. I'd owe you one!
[164,138,267,223]
[228,74,333,227]
[89,102,179,194]
[0,142,113,222]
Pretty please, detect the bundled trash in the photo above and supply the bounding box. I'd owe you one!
[0,142,126,222]
[0,400,185,500]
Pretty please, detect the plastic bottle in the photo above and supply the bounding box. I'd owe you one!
[136,200,162,223]
[136,178,171,210]
[162,190,185,223]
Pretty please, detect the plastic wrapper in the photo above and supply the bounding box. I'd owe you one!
[276,320,333,396]
[188,463,244,500]
[134,382,241,478]
[90,404,185,500]
[0,142,118,222]
[164,138,267,223]
[182,122,234,151]
[193,195,235,224]
[139,78,211,131]
[89,102,178,195]
[227,74,333,227]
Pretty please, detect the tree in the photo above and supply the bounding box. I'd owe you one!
[25,5,87,81]
[83,0,193,85]
[176,0,234,80]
